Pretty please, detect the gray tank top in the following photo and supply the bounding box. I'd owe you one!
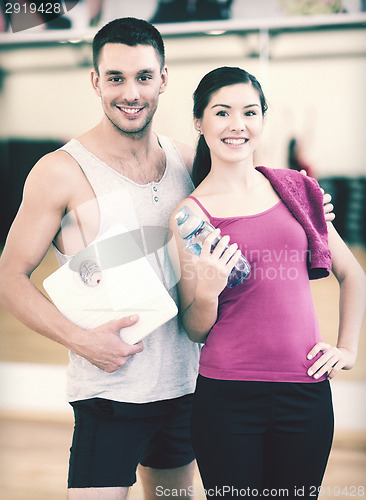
[55,135,200,403]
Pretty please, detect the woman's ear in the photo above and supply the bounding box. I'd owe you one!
[194,117,202,133]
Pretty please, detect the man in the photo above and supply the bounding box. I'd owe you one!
[0,17,334,500]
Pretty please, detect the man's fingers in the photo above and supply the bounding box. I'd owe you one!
[113,316,144,352]
[322,192,335,220]
[112,314,139,330]
[107,315,144,351]
[323,193,332,204]
[127,340,144,354]
[324,203,334,214]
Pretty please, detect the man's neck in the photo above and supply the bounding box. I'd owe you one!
[77,121,166,185]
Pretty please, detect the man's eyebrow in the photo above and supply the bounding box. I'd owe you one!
[104,69,157,76]
[137,68,156,74]
[105,70,123,76]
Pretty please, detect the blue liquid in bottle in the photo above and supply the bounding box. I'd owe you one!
[175,205,250,287]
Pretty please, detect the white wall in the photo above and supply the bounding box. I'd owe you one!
[0,27,365,176]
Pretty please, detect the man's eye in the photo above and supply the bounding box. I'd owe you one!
[110,77,122,82]
[139,75,152,82]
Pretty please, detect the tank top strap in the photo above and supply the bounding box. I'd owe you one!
[186,195,212,220]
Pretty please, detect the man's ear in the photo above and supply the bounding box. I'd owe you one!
[159,65,168,95]
[91,69,102,97]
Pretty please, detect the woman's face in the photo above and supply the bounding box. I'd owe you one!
[195,82,264,167]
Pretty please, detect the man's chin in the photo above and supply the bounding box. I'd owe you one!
[113,119,153,137]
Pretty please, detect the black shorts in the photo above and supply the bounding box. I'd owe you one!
[68,393,195,488]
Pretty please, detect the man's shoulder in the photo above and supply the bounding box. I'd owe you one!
[170,139,194,174]
[25,146,84,198]
[30,148,71,177]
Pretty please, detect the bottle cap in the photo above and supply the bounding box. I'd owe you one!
[175,205,203,239]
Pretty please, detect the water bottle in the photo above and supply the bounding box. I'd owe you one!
[175,205,250,288]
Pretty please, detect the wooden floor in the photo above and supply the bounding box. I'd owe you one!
[0,413,365,500]
[1,247,366,499]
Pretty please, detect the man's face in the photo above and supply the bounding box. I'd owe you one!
[92,43,168,136]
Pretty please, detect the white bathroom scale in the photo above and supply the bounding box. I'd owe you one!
[43,225,178,345]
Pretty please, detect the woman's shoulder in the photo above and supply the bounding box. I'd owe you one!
[170,190,211,229]
[256,165,303,179]
[256,166,320,191]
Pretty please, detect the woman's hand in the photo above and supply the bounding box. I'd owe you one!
[307,342,357,380]
[195,229,241,300]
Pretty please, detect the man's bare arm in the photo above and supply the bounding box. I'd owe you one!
[0,153,143,372]
[299,169,335,222]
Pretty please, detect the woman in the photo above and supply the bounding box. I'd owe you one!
[169,67,366,499]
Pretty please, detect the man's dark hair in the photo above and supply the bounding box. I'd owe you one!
[92,17,165,73]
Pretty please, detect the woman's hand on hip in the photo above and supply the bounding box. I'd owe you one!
[307,342,357,380]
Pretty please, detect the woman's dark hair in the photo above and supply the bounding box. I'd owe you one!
[192,66,268,187]
[92,17,165,73]
[288,137,300,170]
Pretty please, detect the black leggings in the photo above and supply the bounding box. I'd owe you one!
[191,376,334,499]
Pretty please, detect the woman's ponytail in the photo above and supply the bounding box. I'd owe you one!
[192,134,211,187]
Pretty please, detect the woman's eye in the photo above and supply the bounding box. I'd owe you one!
[216,110,228,116]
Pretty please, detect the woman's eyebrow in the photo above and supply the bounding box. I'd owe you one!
[211,104,231,109]
[211,103,260,109]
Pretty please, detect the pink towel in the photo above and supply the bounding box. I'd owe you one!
[256,166,332,279]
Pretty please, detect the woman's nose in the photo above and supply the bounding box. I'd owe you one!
[230,116,246,131]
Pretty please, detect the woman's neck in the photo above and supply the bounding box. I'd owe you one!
[203,159,262,194]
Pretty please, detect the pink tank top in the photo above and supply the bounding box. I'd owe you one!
[188,196,326,383]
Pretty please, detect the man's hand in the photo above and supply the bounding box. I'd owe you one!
[321,189,335,222]
[72,315,144,373]
[299,169,335,222]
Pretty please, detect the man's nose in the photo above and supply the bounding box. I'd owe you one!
[122,80,140,102]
